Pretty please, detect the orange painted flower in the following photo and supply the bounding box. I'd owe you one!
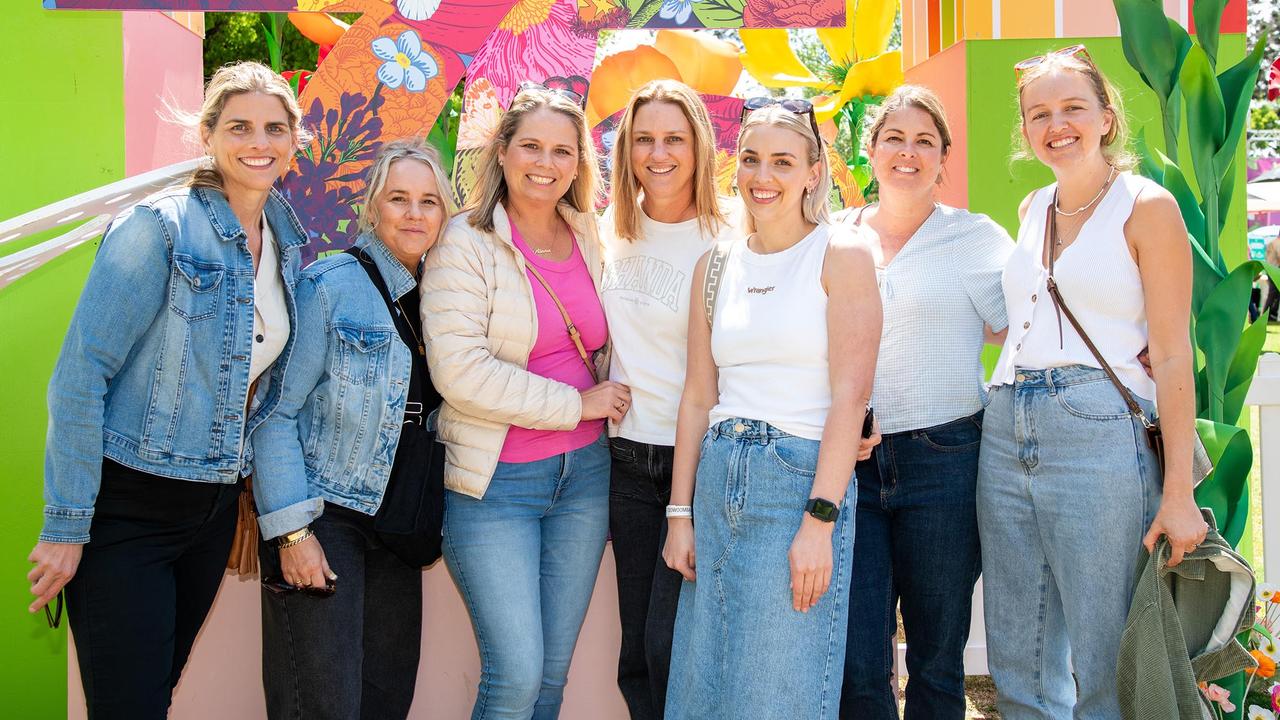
[1251,650,1278,679]
[585,45,682,128]
[653,30,742,97]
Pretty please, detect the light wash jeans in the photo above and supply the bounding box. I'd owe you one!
[666,419,856,720]
[442,437,610,720]
[977,365,1161,719]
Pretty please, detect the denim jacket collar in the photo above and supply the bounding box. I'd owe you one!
[355,231,418,301]
[193,185,309,249]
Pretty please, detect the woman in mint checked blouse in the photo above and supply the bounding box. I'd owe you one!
[832,85,1013,720]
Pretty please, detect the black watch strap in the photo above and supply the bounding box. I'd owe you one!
[805,497,839,523]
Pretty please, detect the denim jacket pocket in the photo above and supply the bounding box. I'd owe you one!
[169,254,225,322]
[333,326,393,385]
[1055,379,1133,421]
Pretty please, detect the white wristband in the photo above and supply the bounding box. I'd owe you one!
[665,505,692,518]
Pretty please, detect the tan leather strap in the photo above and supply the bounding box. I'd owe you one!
[1042,197,1153,428]
[524,262,598,384]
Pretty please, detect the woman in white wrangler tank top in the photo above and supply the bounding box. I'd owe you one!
[977,48,1207,719]
[661,104,880,720]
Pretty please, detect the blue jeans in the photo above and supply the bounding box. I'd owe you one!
[259,504,422,720]
[667,419,856,720]
[841,412,983,720]
[443,438,610,720]
[977,366,1161,719]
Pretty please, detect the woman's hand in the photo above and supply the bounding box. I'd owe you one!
[857,414,881,461]
[1142,490,1208,568]
[789,516,835,612]
[663,519,697,582]
[580,381,632,423]
[279,534,337,589]
[27,541,84,613]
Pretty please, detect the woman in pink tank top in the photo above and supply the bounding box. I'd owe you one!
[421,84,631,720]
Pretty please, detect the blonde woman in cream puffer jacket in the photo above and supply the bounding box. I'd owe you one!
[420,200,610,498]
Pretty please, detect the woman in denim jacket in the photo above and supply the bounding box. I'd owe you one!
[250,139,453,719]
[25,62,309,718]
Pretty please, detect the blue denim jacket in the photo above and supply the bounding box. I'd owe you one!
[250,233,416,540]
[41,186,307,543]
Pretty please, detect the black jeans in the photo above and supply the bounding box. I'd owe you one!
[259,503,422,720]
[840,412,984,720]
[66,459,242,720]
[609,437,684,720]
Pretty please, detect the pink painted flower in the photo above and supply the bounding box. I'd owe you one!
[466,0,596,107]
[1202,683,1236,713]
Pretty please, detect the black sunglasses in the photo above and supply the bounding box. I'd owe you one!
[262,575,337,598]
[518,81,586,109]
[740,97,822,142]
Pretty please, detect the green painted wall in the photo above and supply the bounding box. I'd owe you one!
[0,4,125,715]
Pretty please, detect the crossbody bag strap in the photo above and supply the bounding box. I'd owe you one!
[702,239,732,328]
[1042,198,1154,429]
[524,262,598,385]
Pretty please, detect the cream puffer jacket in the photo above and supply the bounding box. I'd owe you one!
[421,201,609,499]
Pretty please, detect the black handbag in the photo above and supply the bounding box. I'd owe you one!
[346,247,445,567]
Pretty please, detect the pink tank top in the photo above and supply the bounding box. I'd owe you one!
[499,221,608,462]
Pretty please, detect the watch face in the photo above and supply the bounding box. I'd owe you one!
[807,498,838,522]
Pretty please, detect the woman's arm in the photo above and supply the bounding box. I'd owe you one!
[30,205,175,612]
[250,274,328,541]
[790,234,881,612]
[1128,186,1206,567]
[422,222,625,429]
[663,252,719,582]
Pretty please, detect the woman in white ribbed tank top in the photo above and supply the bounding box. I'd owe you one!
[660,105,881,719]
[976,48,1207,719]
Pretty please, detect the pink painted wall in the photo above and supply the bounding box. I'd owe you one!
[1062,0,1119,37]
[905,41,970,209]
[122,12,202,175]
[71,548,631,718]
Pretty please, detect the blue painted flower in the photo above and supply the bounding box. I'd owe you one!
[658,0,694,24]
[371,30,438,93]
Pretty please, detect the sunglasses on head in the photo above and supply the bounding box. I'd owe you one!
[517,81,586,109]
[740,97,822,142]
[1015,44,1094,80]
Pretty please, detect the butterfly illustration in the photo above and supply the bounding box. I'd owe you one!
[457,78,503,151]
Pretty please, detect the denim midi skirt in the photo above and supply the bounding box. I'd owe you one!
[666,418,856,720]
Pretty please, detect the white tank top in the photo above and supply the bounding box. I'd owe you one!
[708,224,834,440]
[991,172,1156,399]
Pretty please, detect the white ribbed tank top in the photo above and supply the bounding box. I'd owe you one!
[708,224,834,440]
[992,171,1156,399]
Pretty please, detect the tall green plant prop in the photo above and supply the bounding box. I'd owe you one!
[1115,1,1267,714]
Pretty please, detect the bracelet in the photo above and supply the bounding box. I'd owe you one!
[277,527,314,549]
[665,505,692,519]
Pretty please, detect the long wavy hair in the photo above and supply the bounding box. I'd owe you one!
[466,86,602,233]
[610,79,727,242]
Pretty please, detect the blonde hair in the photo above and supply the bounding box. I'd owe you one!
[863,84,953,156]
[1014,51,1135,170]
[358,139,456,237]
[180,62,309,193]
[610,80,727,242]
[466,87,602,233]
[738,105,830,232]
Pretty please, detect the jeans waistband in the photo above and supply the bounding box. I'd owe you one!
[1010,364,1115,390]
[708,418,794,442]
